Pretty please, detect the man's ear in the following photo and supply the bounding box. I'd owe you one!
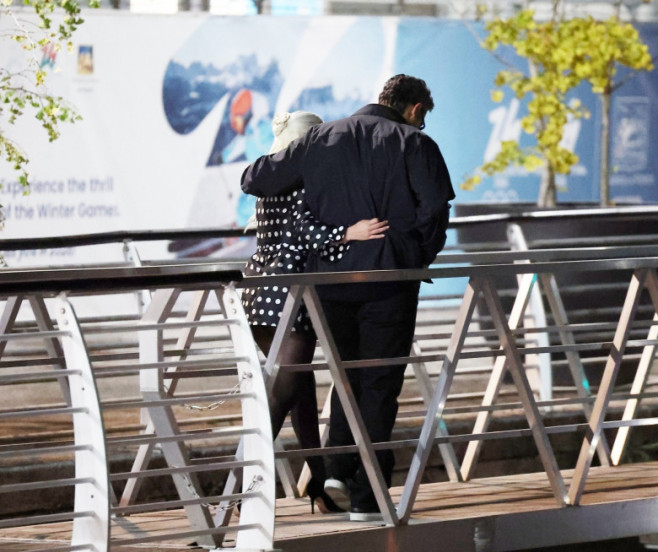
[410,103,424,121]
[402,103,425,127]
[401,103,422,125]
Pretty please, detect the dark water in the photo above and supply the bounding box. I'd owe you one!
[531,537,647,551]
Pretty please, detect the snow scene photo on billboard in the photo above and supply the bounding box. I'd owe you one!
[161,16,392,259]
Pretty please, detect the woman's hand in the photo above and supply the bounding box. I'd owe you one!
[343,218,389,243]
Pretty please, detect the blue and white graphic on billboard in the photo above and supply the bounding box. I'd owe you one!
[161,17,395,257]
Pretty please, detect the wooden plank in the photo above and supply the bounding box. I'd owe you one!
[3,462,658,551]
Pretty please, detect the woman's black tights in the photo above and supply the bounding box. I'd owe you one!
[250,326,326,483]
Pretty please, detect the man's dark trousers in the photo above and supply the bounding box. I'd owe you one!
[322,282,420,510]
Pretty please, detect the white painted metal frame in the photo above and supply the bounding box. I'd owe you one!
[262,274,570,525]
[219,285,277,550]
[3,245,658,547]
[460,226,612,481]
[609,269,658,465]
[119,288,211,508]
[0,294,70,404]
[398,276,480,522]
[243,263,658,525]
[0,295,111,552]
[0,279,276,552]
[569,268,658,504]
[138,287,221,549]
[119,281,300,509]
[131,284,276,550]
[56,294,111,552]
[507,223,552,401]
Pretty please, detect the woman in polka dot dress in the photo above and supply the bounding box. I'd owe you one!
[242,111,388,514]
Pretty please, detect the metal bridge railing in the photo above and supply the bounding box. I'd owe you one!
[0,265,277,552]
[246,246,658,525]
[2,208,658,549]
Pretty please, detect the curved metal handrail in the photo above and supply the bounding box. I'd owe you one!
[0,247,657,296]
[0,266,273,552]
[0,227,254,251]
[0,204,657,251]
[0,263,243,294]
[1,242,658,292]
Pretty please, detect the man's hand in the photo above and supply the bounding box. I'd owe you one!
[343,218,389,243]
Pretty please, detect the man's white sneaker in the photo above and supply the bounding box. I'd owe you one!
[323,478,350,510]
[349,507,382,522]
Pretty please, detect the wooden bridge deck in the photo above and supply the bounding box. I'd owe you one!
[3,462,658,552]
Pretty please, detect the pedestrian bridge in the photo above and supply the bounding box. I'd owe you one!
[2,209,658,551]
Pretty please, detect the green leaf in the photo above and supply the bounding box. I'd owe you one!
[461,3,653,201]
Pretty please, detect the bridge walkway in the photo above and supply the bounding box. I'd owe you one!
[3,209,658,551]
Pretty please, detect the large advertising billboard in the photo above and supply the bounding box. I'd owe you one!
[1,13,657,268]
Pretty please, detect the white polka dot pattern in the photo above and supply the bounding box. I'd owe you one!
[243,187,349,333]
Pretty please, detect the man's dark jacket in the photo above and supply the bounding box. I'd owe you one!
[241,104,455,300]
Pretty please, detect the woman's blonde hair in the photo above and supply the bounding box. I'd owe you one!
[269,111,323,154]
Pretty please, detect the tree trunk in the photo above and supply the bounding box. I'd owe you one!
[538,165,556,208]
[600,91,611,207]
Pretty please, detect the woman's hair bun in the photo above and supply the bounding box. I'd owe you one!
[271,112,291,137]
[269,111,323,154]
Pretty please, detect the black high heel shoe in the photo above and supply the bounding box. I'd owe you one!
[306,478,345,514]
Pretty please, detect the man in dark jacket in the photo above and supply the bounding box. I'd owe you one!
[241,74,454,521]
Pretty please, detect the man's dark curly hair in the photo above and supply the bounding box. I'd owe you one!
[378,74,434,115]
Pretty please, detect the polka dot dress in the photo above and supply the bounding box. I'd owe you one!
[242,188,350,334]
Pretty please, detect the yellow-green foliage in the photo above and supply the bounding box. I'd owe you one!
[0,0,100,191]
[462,8,654,200]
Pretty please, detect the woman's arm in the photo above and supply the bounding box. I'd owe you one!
[294,190,388,259]
[294,194,346,255]
[241,137,305,197]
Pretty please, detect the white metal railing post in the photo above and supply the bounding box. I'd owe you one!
[410,342,463,482]
[610,269,658,464]
[0,295,22,358]
[398,276,479,522]
[505,224,610,467]
[119,288,211,508]
[568,268,648,505]
[219,284,276,551]
[0,295,71,404]
[55,293,110,552]
[459,271,537,481]
[507,223,552,400]
[138,287,220,549]
[538,272,612,467]
[213,283,308,511]
[479,277,568,507]
[122,239,151,315]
